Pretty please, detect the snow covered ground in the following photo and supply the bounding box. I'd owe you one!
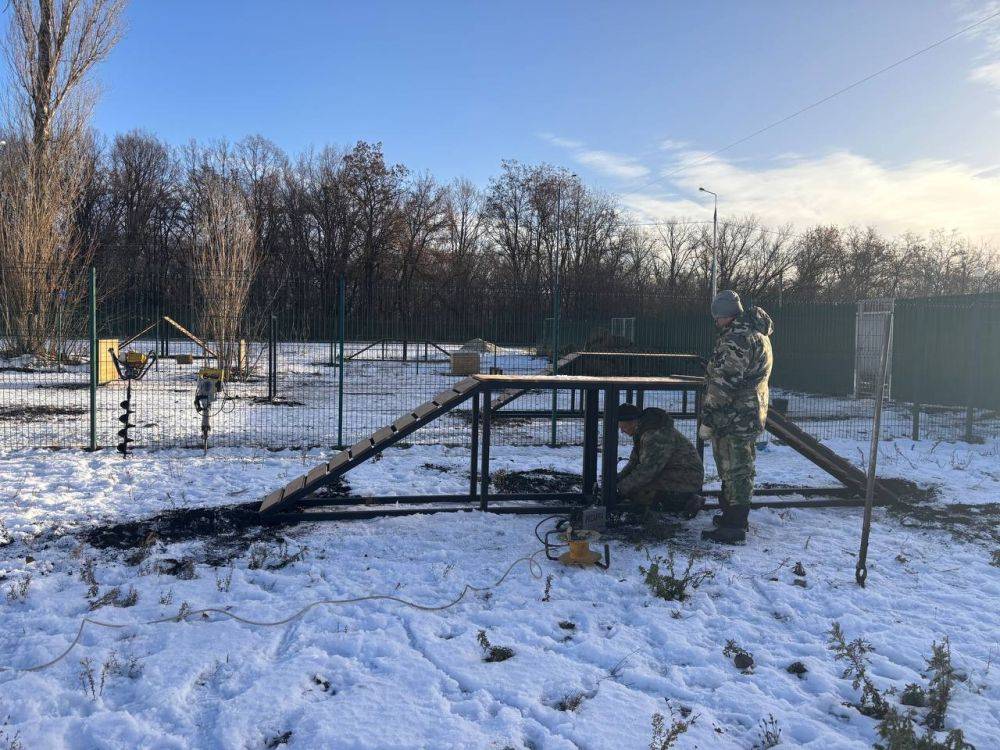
[1,435,998,749]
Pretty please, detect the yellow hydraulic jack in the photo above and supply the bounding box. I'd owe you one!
[543,515,611,570]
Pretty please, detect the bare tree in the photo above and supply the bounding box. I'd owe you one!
[0,0,126,356]
[190,173,259,376]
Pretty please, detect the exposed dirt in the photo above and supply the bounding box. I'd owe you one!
[0,405,87,421]
[491,468,583,494]
[82,478,350,565]
[249,396,306,407]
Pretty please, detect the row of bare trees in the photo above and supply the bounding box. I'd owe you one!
[67,132,1000,306]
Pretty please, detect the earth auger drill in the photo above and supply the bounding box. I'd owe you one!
[109,350,156,457]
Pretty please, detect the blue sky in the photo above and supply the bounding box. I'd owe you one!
[5,0,1000,239]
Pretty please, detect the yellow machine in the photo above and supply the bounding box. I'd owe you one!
[542,510,610,570]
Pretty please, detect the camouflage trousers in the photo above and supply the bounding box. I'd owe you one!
[711,434,757,507]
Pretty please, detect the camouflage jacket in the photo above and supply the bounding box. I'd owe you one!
[702,306,774,438]
[618,407,704,497]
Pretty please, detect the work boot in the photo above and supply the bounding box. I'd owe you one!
[702,505,751,544]
[712,487,730,527]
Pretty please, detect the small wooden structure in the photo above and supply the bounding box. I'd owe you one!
[450,352,481,375]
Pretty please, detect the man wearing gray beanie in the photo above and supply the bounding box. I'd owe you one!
[698,290,774,543]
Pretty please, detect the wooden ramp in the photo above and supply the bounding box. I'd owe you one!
[259,377,481,514]
[766,409,898,503]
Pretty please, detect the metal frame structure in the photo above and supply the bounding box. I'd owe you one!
[259,358,899,522]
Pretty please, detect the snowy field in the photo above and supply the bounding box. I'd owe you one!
[1,434,998,749]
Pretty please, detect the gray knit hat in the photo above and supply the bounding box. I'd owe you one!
[710,290,743,319]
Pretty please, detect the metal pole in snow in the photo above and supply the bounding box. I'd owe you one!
[88,268,97,451]
[856,312,893,587]
[337,275,346,449]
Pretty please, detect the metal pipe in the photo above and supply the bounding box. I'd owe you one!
[88,267,97,451]
[856,313,893,587]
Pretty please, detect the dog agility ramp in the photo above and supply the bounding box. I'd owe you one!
[766,409,898,503]
[259,377,481,514]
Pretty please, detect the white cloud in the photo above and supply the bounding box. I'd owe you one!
[538,133,583,150]
[964,2,1000,95]
[574,149,649,179]
[539,134,649,179]
[621,149,1000,244]
[659,139,690,151]
[970,59,1000,88]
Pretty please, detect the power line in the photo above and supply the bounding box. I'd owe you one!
[633,7,1000,192]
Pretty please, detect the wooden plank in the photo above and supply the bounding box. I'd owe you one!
[432,388,463,406]
[259,488,285,513]
[119,320,158,350]
[283,475,306,497]
[476,374,701,388]
[452,377,480,394]
[305,465,328,486]
[412,401,438,419]
[162,316,218,359]
[349,438,375,461]
[371,426,395,445]
[392,413,418,432]
[328,451,350,471]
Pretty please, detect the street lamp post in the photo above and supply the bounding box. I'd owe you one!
[699,187,718,300]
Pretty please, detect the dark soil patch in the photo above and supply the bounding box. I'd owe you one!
[36,382,90,390]
[491,468,583,494]
[81,478,349,565]
[0,405,87,421]
[250,396,306,407]
[83,501,279,554]
[421,463,452,473]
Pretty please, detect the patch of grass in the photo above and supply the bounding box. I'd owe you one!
[649,704,697,749]
[542,574,552,602]
[5,574,31,603]
[828,622,890,719]
[901,683,928,708]
[477,629,514,663]
[829,624,974,749]
[215,563,234,592]
[88,586,138,610]
[752,714,782,749]
[640,550,713,602]
[555,693,586,712]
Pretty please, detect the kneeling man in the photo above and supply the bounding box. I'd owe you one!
[616,403,704,520]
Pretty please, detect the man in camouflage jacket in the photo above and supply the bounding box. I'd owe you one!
[617,403,704,519]
[698,290,774,543]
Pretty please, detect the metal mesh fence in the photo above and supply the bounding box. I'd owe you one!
[1,267,997,452]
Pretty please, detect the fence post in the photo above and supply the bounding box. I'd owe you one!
[88,267,97,451]
[337,275,346,449]
[549,285,560,447]
[267,315,277,401]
